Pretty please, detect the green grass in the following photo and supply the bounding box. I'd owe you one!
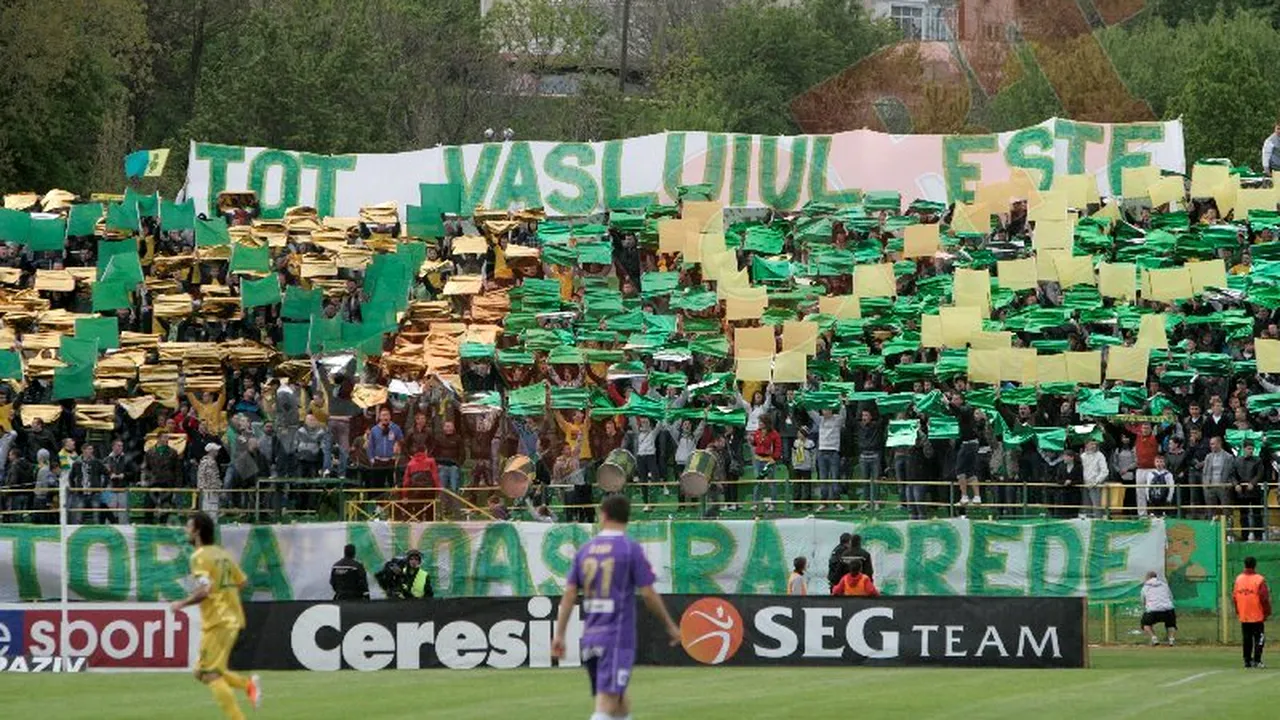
[1,648,1273,719]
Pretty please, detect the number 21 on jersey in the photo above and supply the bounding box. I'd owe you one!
[580,556,616,614]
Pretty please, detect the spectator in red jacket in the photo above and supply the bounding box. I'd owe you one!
[398,451,440,521]
[751,416,783,512]
[1129,423,1159,516]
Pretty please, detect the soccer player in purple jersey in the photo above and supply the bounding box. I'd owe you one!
[552,495,680,720]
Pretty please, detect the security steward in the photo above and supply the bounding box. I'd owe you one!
[330,543,370,601]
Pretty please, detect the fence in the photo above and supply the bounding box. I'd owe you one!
[1,474,1276,539]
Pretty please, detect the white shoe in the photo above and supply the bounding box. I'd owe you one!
[815,504,826,512]
[1150,636,1159,647]
[971,495,982,504]
[1167,638,1175,647]
[643,505,653,513]
[750,504,758,512]
[663,486,671,495]
[834,504,845,512]
[765,502,774,512]
[958,496,971,506]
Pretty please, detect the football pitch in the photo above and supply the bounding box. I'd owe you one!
[1,648,1274,719]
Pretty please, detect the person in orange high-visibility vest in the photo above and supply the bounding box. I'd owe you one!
[831,558,879,597]
[1233,556,1272,668]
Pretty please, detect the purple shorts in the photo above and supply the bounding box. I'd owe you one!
[582,644,635,697]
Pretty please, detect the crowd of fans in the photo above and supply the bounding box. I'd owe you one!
[0,168,1277,537]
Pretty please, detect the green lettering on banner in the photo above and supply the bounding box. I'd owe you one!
[248,149,301,220]
[627,519,668,551]
[444,144,502,211]
[1054,119,1105,176]
[68,527,130,601]
[672,522,735,594]
[967,522,1025,596]
[543,143,600,216]
[943,134,998,203]
[759,136,807,211]
[1088,519,1147,599]
[1004,127,1056,191]
[905,522,961,594]
[238,526,292,600]
[737,522,786,594]
[134,525,188,601]
[539,523,591,595]
[729,135,753,207]
[346,523,389,579]
[1030,522,1085,596]
[0,525,57,600]
[662,133,727,203]
[473,524,534,596]
[194,144,246,219]
[858,524,904,595]
[299,152,357,218]
[602,140,657,209]
[1108,123,1165,202]
[490,142,543,211]
[390,523,413,557]
[808,136,861,207]
[419,523,470,596]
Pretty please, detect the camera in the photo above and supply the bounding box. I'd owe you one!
[375,557,410,599]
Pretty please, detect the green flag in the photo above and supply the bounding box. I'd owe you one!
[61,336,99,367]
[66,203,103,236]
[0,349,22,379]
[97,238,143,287]
[160,199,196,232]
[195,217,231,247]
[240,274,282,308]
[282,286,323,320]
[105,202,139,232]
[27,217,66,252]
[75,316,120,351]
[230,244,271,274]
[0,208,31,243]
[887,420,920,448]
[281,322,311,357]
[53,363,96,401]
[91,280,132,312]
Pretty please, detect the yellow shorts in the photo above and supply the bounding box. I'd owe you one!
[198,626,240,675]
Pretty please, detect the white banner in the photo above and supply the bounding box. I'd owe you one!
[0,518,1165,603]
[184,118,1185,219]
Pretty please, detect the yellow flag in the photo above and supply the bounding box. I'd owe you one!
[903,224,940,258]
[735,356,773,382]
[1098,262,1137,300]
[1188,258,1227,294]
[1145,267,1193,302]
[781,321,819,355]
[853,264,897,297]
[1066,351,1102,386]
[921,314,943,348]
[951,202,992,234]
[1258,338,1280,373]
[997,257,1037,291]
[968,349,1002,384]
[1106,345,1150,383]
[1136,314,1168,349]
[940,306,982,348]
[1031,219,1072,252]
[1028,190,1068,222]
[970,331,1012,350]
[1053,253,1095,288]
[1148,176,1185,208]
[1190,163,1230,198]
[735,327,775,359]
[953,268,991,318]
[819,295,861,319]
[772,350,808,383]
[1036,354,1070,384]
[1000,348,1037,384]
[1121,166,1161,199]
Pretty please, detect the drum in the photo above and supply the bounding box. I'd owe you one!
[499,455,535,499]
[680,450,715,498]
[597,448,636,493]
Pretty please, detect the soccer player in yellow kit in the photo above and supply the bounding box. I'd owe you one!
[171,511,261,719]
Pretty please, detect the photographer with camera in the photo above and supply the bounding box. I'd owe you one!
[375,549,433,599]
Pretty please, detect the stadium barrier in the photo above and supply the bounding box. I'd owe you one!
[0,603,200,672]
[230,595,1086,671]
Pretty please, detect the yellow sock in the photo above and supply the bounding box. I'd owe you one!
[223,670,249,691]
[210,678,245,720]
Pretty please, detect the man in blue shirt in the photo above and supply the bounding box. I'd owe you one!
[365,408,403,488]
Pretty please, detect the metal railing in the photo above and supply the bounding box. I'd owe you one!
[0,476,1274,537]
